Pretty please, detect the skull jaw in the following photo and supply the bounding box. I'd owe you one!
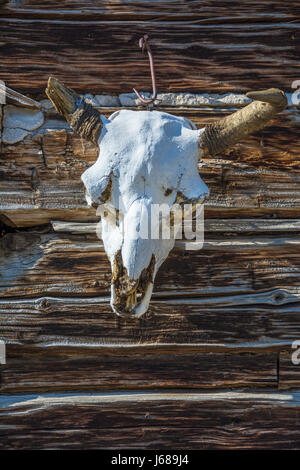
[111,281,154,318]
[109,251,156,318]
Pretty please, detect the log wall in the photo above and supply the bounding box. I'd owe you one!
[0,0,300,450]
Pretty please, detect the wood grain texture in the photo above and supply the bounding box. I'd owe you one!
[52,218,300,234]
[0,15,299,96]
[2,228,300,303]
[1,2,300,450]
[1,227,299,356]
[2,1,300,22]
[0,294,299,350]
[279,350,300,390]
[0,346,277,393]
[1,390,300,449]
[1,107,300,227]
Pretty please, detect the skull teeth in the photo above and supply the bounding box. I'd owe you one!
[125,289,137,312]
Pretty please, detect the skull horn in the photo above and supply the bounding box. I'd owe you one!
[198,88,287,157]
[45,77,103,145]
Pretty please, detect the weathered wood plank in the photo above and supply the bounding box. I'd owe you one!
[2,1,300,22]
[52,218,300,235]
[1,390,300,449]
[1,226,299,350]
[2,229,300,300]
[279,350,300,390]
[2,227,298,354]
[0,295,299,349]
[1,106,300,227]
[0,18,299,96]
[0,346,277,393]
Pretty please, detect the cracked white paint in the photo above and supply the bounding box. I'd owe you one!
[81,109,209,316]
[2,105,44,144]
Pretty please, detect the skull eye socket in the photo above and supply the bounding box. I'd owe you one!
[164,188,173,197]
[82,172,113,207]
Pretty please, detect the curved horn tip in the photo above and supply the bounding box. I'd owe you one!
[246,88,287,109]
[46,76,61,93]
[47,76,56,86]
[47,76,61,90]
[45,76,103,144]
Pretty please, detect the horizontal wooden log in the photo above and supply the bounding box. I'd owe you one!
[2,229,300,300]
[0,17,299,97]
[1,390,300,449]
[1,107,300,226]
[0,294,299,350]
[1,227,299,355]
[52,218,300,235]
[279,350,300,390]
[1,227,299,353]
[0,346,277,393]
[2,1,300,22]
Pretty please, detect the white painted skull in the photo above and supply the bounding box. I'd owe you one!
[46,77,287,317]
[81,109,209,316]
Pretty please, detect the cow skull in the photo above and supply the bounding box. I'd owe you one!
[46,78,287,317]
